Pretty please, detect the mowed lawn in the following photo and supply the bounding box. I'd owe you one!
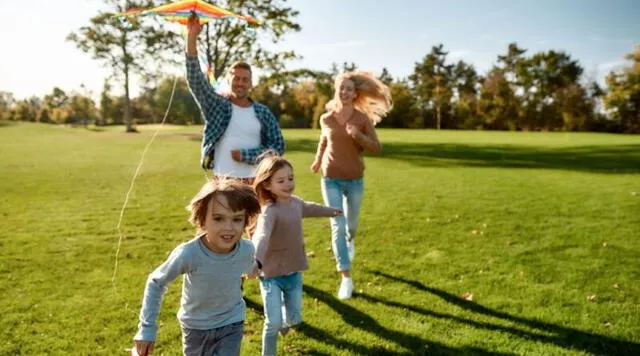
[1,121,639,355]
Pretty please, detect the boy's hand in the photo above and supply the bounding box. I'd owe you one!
[132,340,154,356]
[333,208,343,216]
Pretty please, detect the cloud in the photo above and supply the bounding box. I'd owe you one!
[299,40,371,52]
[590,35,636,45]
[597,59,629,72]
[449,50,471,59]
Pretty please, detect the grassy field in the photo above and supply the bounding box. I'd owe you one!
[1,121,639,355]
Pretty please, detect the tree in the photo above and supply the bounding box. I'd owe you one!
[198,0,301,79]
[477,68,520,130]
[67,0,177,132]
[154,77,201,125]
[411,44,454,129]
[380,80,420,128]
[603,45,640,133]
[99,80,115,126]
[378,68,393,86]
[11,97,41,122]
[0,92,15,120]
[451,61,480,128]
[43,87,70,123]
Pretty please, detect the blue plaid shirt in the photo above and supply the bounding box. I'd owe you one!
[185,55,285,170]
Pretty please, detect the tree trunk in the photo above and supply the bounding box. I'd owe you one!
[121,32,135,133]
[435,75,441,130]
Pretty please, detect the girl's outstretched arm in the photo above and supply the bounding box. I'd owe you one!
[301,199,342,218]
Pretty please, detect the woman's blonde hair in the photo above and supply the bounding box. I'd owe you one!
[325,70,393,125]
[252,154,293,206]
[187,177,261,235]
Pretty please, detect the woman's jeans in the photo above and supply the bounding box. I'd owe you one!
[321,177,364,272]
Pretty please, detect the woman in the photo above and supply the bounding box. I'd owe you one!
[310,71,392,299]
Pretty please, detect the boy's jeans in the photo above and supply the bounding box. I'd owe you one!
[182,321,244,356]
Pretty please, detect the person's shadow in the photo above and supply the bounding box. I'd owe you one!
[300,284,515,355]
[362,270,640,356]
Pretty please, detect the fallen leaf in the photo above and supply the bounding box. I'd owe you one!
[472,230,479,235]
[602,242,607,247]
[604,321,612,327]
[631,192,637,196]
[306,251,316,258]
[613,283,619,289]
[461,292,473,301]
[482,223,488,228]
[587,295,597,302]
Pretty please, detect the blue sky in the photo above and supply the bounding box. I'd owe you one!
[1,0,638,100]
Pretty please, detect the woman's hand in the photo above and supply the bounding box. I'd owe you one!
[346,123,360,139]
[310,160,321,173]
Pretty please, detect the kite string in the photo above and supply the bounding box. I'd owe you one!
[111,76,179,299]
[112,29,215,318]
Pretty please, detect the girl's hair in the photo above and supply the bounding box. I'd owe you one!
[187,177,261,235]
[252,154,293,206]
[325,70,393,125]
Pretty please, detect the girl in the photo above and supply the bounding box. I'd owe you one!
[132,177,261,356]
[310,71,392,300]
[250,155,342,356]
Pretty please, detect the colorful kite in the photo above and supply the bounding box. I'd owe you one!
[119,0,260,26]
[119,0,259,86]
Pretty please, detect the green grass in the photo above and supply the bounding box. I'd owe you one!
[1,121,639,355]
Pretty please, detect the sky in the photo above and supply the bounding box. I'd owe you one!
[0,0,638,101]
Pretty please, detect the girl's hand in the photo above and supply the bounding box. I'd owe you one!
[346,123,359,138]
[133,340,154,356]
[310,160,321,173]
[246,262,260,279]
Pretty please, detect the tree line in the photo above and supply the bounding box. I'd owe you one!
[0,0,638,133]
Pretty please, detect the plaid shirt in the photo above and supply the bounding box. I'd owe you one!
[186,55,285,170]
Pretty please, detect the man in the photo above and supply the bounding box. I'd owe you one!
[185,14,285,183]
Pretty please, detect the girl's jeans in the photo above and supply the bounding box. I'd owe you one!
[259,272,303,356]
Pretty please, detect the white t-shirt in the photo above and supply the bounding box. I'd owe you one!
[213,104,261,178]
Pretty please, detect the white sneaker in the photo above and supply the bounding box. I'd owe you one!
[347,239,355,262]
[338,277,354,300]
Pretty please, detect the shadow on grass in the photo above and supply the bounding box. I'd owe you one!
[302,285,515,356]
[369,270,640,356]
[285,138,640,174]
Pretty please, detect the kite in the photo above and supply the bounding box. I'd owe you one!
[119,0,260,26]
[118,0,260,85]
